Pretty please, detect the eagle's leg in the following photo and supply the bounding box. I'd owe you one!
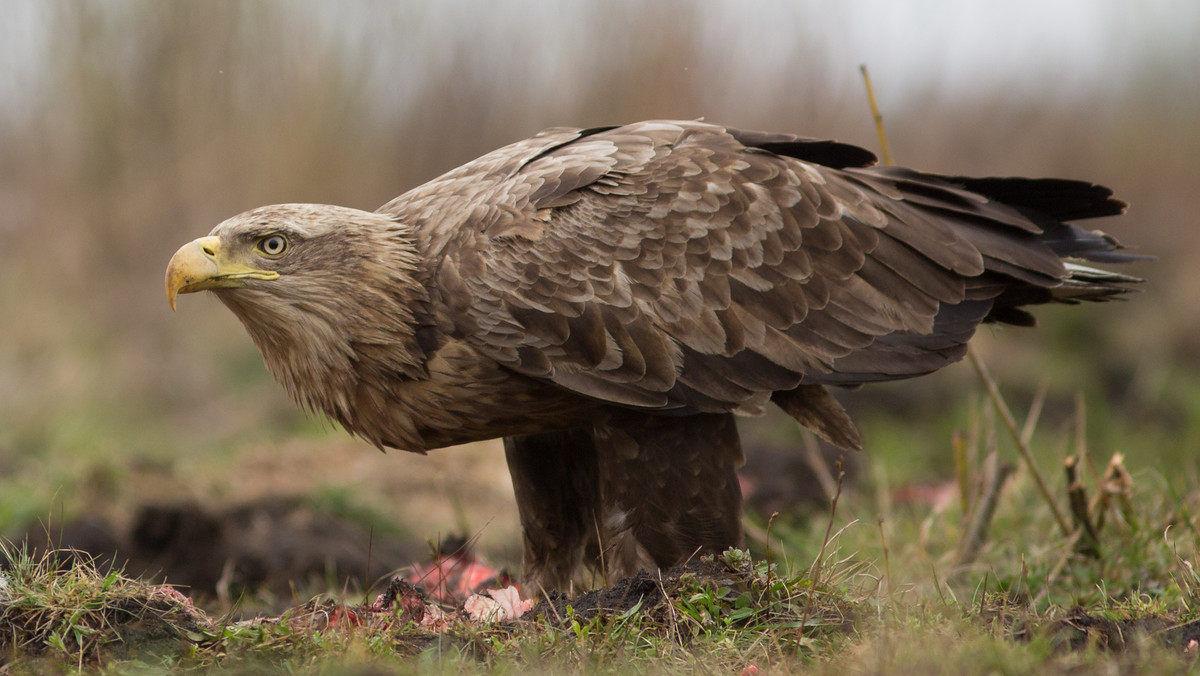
[505,412,746,595]
[504,428,601,596]
[587,411,745,583]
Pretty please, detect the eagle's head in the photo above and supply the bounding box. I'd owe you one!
[165,204,431,430]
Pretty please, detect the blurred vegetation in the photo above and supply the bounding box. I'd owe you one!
[0,1,1197,569]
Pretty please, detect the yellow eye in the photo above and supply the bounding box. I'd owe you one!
[257,234,288,257]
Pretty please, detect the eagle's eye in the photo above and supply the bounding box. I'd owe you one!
[256,234,288,257]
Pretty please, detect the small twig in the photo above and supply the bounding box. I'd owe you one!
[1090,478,1111,533]
[807,460,846,585]
[765,511,779,591]
[801,460,845,634]
[1037,456,1123,599]
[1020,383,1048,446]
[658,568,681,646]
[1033,455,1116,604]
[1086,453,1129,533]
[877,517,893,601]
[859,64,893,166]
[1075,392,1104,488]
[592,513,609,590]
[952,430,970,516]
[741,517,784,554]
[800,429,838,503]
[958,423,996,557]
[1065,456,1102,559]
[1098,453,1135,528]
[955,454,1016,569]
[968,346,1072,536]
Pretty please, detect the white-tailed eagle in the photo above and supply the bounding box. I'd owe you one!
[166,120,1140,593]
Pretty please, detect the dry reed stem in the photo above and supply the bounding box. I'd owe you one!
[955,452,1016,569]
[800,429,839,504]
[859,64,893,166]
[1065,456,1102,558]
[953,430,970,516]
[968,347,1072,536]
[801,461,845,634]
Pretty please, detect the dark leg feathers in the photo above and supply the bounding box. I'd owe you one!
[504,411,745,593]
[504,428,599,595]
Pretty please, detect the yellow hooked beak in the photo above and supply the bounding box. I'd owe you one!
[165,236,280,310]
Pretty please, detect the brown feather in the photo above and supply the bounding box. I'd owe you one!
[772,385,863,450]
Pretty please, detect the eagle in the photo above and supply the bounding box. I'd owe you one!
[165,120,1140,594]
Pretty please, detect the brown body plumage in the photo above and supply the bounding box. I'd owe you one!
[166,120,1140,593]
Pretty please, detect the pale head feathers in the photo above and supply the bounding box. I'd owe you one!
[209,204,431,443]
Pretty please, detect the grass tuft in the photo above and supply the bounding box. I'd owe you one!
[0,542,208,669]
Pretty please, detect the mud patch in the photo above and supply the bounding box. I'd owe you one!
[1038,612,1200,652]
[987,607,1200,655]
[18,497,423,607]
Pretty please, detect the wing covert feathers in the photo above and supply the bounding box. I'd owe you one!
[388,120,1139,447]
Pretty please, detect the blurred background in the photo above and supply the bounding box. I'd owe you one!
[0,0,1195,604]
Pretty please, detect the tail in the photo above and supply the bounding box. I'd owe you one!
[944,175,1147,325]
[769,170,1148,414]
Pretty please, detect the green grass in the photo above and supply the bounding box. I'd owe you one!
[3,521,1197,674]
[4,371,1200,675]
